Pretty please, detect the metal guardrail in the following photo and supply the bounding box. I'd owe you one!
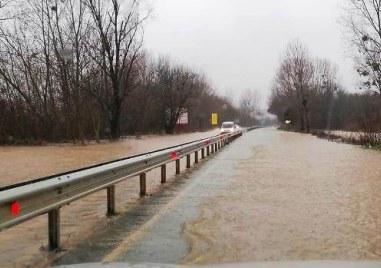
[245,126,261,132]
[0,130,244,251]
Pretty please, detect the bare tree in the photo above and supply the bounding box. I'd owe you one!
[271,41,314,132]
[0,0,97,142]
[343,0,381,93]
[269,43,349,131]
[269,41,315,132]
[313,59,338,92]
[239,89,260,119]
[0,0,18,21]
[84,0,149,139]
[0,2,58,139]
[152,57,202,134]
[46,0,94,143]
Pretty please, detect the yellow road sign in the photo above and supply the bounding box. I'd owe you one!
[211,113,218,125]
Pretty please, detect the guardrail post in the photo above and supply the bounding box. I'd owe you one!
[161,164,166,183]
[201,148,205,159]
[195,151,199,163]
[107,185,115,216]
[176,159,180,174]
[48,208,60,251]
[211,144,214,154]
[218,141,221,149]
[207,146,210,156]
[186,154,191,168]
[140,173,146,196]
[215,143,218,152]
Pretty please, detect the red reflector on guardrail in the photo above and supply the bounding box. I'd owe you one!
[10,201,19,215]
[204,140,210,146]
[171,152,177,159]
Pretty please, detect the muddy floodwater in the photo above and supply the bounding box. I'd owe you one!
[0,130,218,268]
[2,128,381,267]
[181,128,381,263]
[0,130,219,188]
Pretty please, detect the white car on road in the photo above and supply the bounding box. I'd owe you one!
[220,121,237,134]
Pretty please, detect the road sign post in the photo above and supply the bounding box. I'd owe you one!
[211,113,218,126]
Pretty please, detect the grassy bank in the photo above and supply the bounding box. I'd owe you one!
[311,130,381,152]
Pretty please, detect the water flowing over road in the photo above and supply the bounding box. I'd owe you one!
[3,128,381,267]
[179,128,381,263]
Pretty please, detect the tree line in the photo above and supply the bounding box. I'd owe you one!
[268,40,381,133]
[0,0,256,144]
[269,0,381,134]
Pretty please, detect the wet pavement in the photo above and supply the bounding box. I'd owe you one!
[4,128,381,267]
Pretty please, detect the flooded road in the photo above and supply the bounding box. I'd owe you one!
[0,130,219,268]
[50,128,381,266]
[3,128,381,267]
[181,128,381,263]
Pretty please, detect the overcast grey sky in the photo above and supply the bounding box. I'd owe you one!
[144,0,358,107]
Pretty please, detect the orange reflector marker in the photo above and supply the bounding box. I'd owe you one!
[10,201,19,215]
[171,151,177,159]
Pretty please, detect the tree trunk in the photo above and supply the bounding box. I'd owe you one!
[110,113,120,140]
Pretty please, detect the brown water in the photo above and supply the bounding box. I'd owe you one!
[3,128,381,266]
[181,129,381,263]
[0,130,218,268]
[0,130,218,187]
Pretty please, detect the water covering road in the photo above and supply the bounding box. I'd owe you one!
[0,130,219,268]
[50,128,381,266]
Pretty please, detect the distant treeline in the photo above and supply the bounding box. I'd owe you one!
[0,0,255,144]
[268,40,381,133]
[270,0,381,135]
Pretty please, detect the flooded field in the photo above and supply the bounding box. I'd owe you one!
[0,130,219,188]
[181,129,381,263]
[0,130,218,268]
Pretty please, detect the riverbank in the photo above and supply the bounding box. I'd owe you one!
[311,130,381,151]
